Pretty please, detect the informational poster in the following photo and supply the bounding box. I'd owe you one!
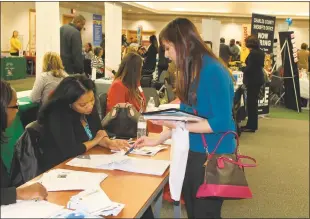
[279,31,301,112]
[251,13,276,54]
[93,14,102,47]
[240,24,251,62]
[258,84,270,115]
[137,25,142,45]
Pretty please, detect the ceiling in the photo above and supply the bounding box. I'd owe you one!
[59,1,309,20]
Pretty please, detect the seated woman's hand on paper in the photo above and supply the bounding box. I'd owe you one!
[16,182,48,201]
[134,136,160,148]
[107,139,130,151]
[150,120,177,129]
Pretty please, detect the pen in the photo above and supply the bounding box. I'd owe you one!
[124,143,135,156]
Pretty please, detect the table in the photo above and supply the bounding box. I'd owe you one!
[28,145,171,218]
[1,93,39,171]
[0,56,27,80]
[95,78,113,95]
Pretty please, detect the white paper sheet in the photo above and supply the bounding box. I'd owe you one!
[39,169,108,192]
[1,200,64,218]
[112,145,168,156]
[169,124,189,202]
[67,154,170,176]
[50,209,102,218]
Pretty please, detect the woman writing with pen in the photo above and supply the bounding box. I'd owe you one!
[135,18,236,218]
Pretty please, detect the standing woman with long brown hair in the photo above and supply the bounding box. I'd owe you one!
[135,18,236,218]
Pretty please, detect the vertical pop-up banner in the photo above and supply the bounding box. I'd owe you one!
[240,24,251,62]
[93,14,102,47]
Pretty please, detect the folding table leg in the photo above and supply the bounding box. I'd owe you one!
[154,190,163,218]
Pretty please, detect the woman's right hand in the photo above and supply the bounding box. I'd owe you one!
[135,136,160,148]
[94,130,106,144]
[16,183,48,200]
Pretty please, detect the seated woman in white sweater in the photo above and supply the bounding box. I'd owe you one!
[30,52,68,105]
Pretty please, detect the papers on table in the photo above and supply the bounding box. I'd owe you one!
[50,209,102,218]
[67,188,125,217]
[39,169,108,192]
[67,154,170,176]
[158,103,180,110]
[112,145,168,157]
[142,108,204,122]
[1,200,64,218]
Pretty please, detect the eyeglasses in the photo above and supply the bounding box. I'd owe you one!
[7,105,19,109]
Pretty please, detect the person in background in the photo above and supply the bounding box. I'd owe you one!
[38,75,129,172]
[30,52,68,105]
[157,44,170,79]
[297,43,309,71]
[229,39,240,61]
[10,31,21,56]
[236,41,242,56]
[100,33,105,63]
[135,18,236,218]
[219,37,232,66]
[142,35,159,76]
[83,43,93,60]
[242,35,265,132]
[106,52,146,114]
[60,14,85,74]
[91,47,105,79]
[1,80,48,205]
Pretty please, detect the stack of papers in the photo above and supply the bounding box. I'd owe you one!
[51,209,102,218]
[142,108,204,122]
[1,200,64,218]
[67,154,170,176]
[67,188,125,217]
[67,154,129,170]
[112,146,168,156]
[39,169,108,192]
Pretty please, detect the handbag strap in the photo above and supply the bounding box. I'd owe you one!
[192,109,239,155]
[218,155,256,168]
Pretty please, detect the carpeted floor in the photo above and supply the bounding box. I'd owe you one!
[7,76,36,92]
[159,117,309,218]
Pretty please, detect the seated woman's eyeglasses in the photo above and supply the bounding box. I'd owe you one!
[7,105,19,109]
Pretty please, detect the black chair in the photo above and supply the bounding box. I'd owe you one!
[142,87,160,107]
[269,72,285,105]
[140,75,153,88]
[19,105,40,128]
[99,93,108,118]
[25,121,44,151]
[84,59,92,78]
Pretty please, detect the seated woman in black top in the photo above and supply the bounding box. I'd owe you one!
[1,80,47,205]
[38,75,129,171]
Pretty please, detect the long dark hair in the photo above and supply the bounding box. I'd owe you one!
[0,80,14,143]
[38,74,96,122]
[114,52,143,104]
[150,35,159,53]
[159,18,229,105]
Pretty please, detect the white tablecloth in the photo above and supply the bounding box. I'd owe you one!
[17,90,32,98]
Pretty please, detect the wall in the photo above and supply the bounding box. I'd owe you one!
[0,2,105,51]
[1,2,35,51]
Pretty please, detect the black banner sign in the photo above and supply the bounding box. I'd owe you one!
[251,13,276,54]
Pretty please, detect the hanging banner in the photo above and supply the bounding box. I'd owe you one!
[251,13,276,54]
[240,24,251,62]
[279,31,301,112]
[93,14,102,47]
[137,25,143,45]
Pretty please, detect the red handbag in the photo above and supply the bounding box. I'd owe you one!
[196,130,256,199]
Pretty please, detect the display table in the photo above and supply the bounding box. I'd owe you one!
[1,94,39,171]
[0,56,27,80]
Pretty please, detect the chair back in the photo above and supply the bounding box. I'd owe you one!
[159,70,169,84]
[99,93,108,117]
[142,87,160,107]
[165,81,176,102]
[84,59,92,78]
[140,75,153,87]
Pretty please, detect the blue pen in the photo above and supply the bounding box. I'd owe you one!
[125,142,135,155]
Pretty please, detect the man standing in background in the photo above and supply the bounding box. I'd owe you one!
[229,39,240,61]
[60,14,86,74]
[219,37,232,66]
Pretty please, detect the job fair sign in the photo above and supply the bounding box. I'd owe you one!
[251,13,276,54]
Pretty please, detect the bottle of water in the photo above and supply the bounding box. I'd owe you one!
[146,97,155,112]
[137,115,147,139]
